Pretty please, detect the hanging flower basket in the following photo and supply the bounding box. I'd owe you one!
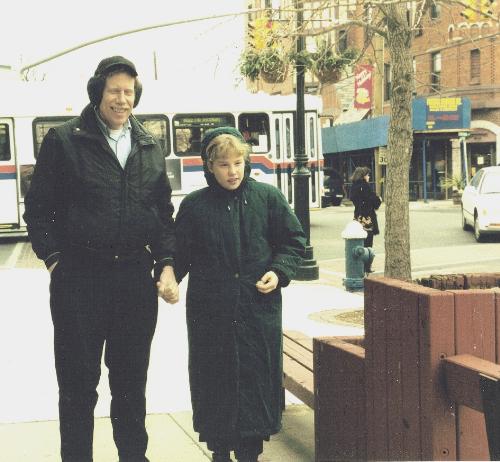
[313,67,341,84]
[260,65,289,84]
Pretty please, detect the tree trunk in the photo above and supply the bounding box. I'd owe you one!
[383,4,414,280]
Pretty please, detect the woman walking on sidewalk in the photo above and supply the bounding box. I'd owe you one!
[174,127,305,462]
[350,166,382,273]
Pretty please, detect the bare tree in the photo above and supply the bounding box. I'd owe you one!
[263,0,498,280]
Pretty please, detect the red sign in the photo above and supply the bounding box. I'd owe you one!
[354,65,373,110]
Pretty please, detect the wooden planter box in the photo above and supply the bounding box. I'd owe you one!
[313,274,500,461]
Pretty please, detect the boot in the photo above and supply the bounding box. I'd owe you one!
[212,452,233,462]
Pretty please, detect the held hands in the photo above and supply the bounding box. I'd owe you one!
[256,271,279,294]
[156,266,179,304]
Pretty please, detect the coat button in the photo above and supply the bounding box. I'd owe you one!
[234,273,239,279]
[114,255,119,260]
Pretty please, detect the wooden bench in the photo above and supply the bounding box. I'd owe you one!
[282,330,314,409]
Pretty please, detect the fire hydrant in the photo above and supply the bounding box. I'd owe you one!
[341,220,375,292]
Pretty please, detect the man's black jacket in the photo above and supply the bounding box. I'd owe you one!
[24,104,175,271]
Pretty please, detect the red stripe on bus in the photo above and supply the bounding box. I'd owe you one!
[0,165,16,173]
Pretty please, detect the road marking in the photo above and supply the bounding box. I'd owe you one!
[4,241,24,268]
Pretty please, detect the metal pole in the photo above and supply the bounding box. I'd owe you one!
[293,0,319,280]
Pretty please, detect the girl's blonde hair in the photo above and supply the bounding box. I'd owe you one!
[206,134,250,164]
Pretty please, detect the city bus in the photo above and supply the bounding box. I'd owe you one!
[0,81,324,237]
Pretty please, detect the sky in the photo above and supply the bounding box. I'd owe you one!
[0,1,248,93]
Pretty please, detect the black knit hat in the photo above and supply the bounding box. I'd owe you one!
[94,56,138,77]
[200,126,245,163]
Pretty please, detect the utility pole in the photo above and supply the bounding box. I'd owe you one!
[293,0,319,280]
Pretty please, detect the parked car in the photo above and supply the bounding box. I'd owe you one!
[321,168,344,207]
[461,166,500,242]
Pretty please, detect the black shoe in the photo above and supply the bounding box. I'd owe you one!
[212,452,233,462]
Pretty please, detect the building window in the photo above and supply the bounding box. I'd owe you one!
[470,49,480,84]
[430,2,441,19]
[338,29,347,53]
[384,64,392,101]
[431,52,441,92]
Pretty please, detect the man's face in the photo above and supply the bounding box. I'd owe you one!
[209,152,246,191]
[99,72,135,129]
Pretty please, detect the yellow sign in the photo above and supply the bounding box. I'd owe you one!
[427,98,462,112]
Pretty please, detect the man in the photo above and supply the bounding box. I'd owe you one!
[24,56,178,462]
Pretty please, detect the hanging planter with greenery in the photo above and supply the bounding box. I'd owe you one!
[240,46,289,84]
[310,43,358,84]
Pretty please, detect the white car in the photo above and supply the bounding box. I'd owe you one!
[461,165,500,242]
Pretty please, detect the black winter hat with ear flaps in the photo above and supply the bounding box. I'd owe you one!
[200,126,252,186]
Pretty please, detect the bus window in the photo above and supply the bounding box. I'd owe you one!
[33,117,72,158]
[238,113,270,153]
[136,115,169,156]
[173,113,235,156]
[285,118,292,159]
[309,116,315,158]
[274,119,281,159]
[0,124,10,161]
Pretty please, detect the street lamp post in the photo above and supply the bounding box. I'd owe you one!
[293,0,319,280]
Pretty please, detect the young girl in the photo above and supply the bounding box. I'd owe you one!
[174,127,306,462]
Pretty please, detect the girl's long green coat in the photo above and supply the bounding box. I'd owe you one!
[174,177,306,444]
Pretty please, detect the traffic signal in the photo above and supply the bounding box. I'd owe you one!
[460,0,477,21]
[461,0,497,20]
[479,0,496,16]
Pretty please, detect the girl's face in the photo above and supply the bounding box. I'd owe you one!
[364,173,370,182]
[209,152,245,190]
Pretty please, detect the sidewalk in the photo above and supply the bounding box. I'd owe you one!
[0,264,363,461]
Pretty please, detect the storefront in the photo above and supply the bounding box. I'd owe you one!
[322,97,473,201]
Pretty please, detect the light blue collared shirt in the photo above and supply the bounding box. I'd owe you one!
[95,108,132,169]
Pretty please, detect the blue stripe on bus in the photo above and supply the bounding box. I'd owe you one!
[0,173,16,180]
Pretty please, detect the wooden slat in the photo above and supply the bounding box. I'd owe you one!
[283,330,313,352]
[444,354,500,413]
[283,336,313,371]
[364,277,390,460]
[418,289,457,461]
[282,354,314,409]
[314,337,366,462]
[453,290,496,461]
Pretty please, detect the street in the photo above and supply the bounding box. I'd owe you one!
[1,201,499,276]
[309,201,500,283]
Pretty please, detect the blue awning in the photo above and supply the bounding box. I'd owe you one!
[322,115,389,154]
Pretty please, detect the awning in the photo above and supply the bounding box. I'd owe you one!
[333,108,370,125]
[322,115,389,154]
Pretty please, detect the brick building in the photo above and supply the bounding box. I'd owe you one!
[242,0,499,200]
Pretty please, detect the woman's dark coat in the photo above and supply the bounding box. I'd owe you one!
[350,179,382,235]
[174,162,306,444]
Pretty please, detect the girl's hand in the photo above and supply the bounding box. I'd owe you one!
[256,271,278,294]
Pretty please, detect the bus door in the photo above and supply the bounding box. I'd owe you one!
[0,119,19,229]
[270,113,294,205]
[305,111,321,208]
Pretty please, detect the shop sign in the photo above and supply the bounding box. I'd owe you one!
[354,65,373,110]
[412,97,471,131]
[378,146,387,165]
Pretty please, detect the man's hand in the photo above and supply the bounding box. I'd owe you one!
[256,271,279,294]
[156,266,179,304]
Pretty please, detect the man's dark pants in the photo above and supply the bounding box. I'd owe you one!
[49,250,158,462]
